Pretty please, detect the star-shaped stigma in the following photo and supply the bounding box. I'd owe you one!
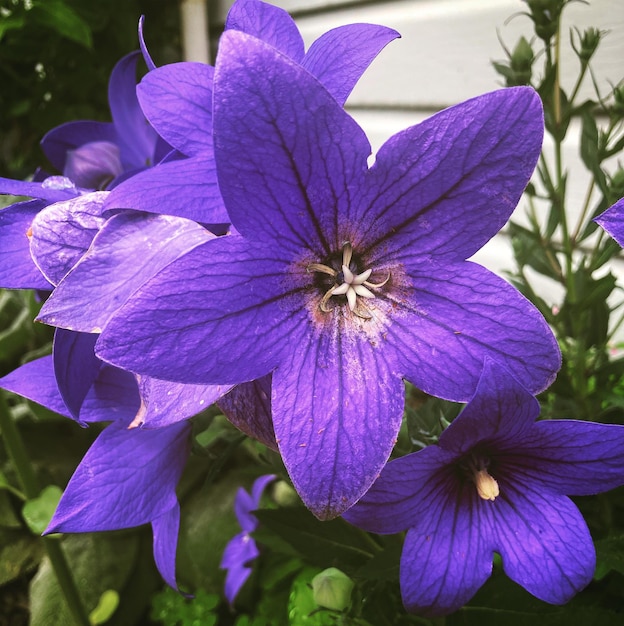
[308,242,389,317]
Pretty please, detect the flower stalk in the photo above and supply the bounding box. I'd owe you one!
[0,391,91,626]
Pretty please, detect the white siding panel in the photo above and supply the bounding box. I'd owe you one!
[294,0,624,109]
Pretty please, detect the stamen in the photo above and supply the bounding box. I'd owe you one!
[309,241,389,315]
[473,468,499,501]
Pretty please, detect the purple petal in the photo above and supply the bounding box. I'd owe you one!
[0,200,52,290]
[96,235,297,384]
[218,376,277,450]
[137,62,213,157]
[41,121,117,173]
[385,262,560,399]
[29,192,108,285]
[343,445,458,535]
[505,419,624,496]
[437,358,540,454]
[358,87,543,262]
[46,420,191,533]
[234,474,276,532]
[134,376,232,428]
[152,503,181,589]
[214,30,370,253]
[63,141,123,190]
[399,488,496,617]
[0,176,78,203]
[104,156,227,224]
[220,531,259,605]
[108,51,158,169]
[79,365,140,424]
[494,478,595,604]
[271,328,405,519]
[138,16,157,71]
[0,355,70,417]
[53,329,102,421]
[302,24,399,106]
[39,212,213,333]
[595,197,624,247]
[225,0,305,62]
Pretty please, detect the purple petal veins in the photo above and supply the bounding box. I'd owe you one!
[344,359,624,615]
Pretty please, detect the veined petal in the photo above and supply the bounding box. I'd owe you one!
[225,0,305,62]
[438,358,540,454]
[39,212,213,333]
[343,445,458,534]
[399,487,496,617]
[29,192,108,286]
[152,504,181,590]
[135,376,232,428]
[214,30,370,255]
[358,87,543,263]
[0,356,69,417]
[45,420,191,533]
[302,24,400,106]
[40,121,117,173]
[271,326,405,519]
[104,156,227,224]
[503,419,624,496]
[96,235,303,384]
[493,478,595,604]
[0,176,78,203]
[108,51,158,168]
[79,365,139,424]
[0,200,52,290]
[137,62,214,157]
[218,376,277,450]
[595,197,624,247]
[53,329,102,420]
[385,261,559,400]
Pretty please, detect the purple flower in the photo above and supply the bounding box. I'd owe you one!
[103,0,398,225]
[595,196,624,247]
[0,350,227,588]
[220,474,275,605]
[94,32,559,519]
[344,358,624,616]
[40,51,166,190]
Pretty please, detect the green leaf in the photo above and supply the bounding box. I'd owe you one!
[30,0,93,48]
[89,589,119,625]
[353,536,402,582]
[595,535,624,580]
[253,508,375,574]
[22,485,62,535]
[29,532,139,626]
[0,527,44,586]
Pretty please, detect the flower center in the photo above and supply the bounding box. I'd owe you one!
[307,242,389,318]
[465,454,499,502]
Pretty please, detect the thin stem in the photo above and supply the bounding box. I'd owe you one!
[0,392,91,626]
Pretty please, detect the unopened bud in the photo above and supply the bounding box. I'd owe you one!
[613,85,624,118]
[578,27,602,62]
[311,568,354,611]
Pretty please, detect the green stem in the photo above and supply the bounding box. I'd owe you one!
[0,392,91,626]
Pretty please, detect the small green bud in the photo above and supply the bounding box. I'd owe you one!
[578,27,602,62]
[272,480,300,507]
[613,84,624,118]
[610,168,624,201]
[311,568,354,611]
[523,0,565,43]
[510,37,535,86]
